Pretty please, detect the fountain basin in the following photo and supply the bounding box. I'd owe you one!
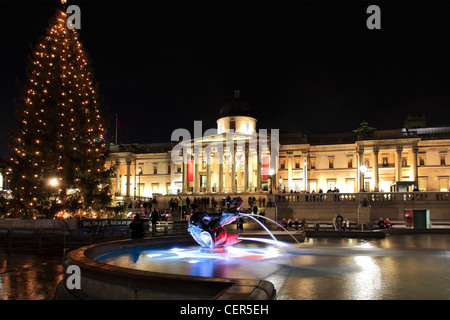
[55,236,276,300]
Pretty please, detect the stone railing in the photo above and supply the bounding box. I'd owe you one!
[274,191,450,203]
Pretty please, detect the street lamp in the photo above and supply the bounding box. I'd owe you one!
[138,168,142,199]
[49,177,58,187]
[360,165,367,192]
[278,177,283,192]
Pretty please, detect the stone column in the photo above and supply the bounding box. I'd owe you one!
[302,152,308,191]
[396,145,403,182]
[115,160,120,195]
[126,160,131,198]
[412,144,419,183]
[244,143,249,192]
[206,151,211,193]
[373,146,380,191]
[231,142,236,193]
[182,151,188,193]
[194,150,200,193]
[256,142,261,192]
[287,151,293,192]
[219,145,224,193]
[170,161,175,194]
[357,146,364,191]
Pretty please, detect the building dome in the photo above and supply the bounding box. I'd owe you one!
[217,90,257,134]
[218,90,256,119]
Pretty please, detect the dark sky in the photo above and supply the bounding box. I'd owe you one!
[2,1,450,158]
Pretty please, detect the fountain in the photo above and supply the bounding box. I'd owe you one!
[55,198,450,300]
[187,197,301,253]
[55,197,299,300]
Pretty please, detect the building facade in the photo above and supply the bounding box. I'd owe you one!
[106,92,450,203]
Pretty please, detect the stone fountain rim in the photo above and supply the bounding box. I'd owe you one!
[59,235,276,300]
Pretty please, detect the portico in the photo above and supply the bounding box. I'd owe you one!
[355,138,421,192]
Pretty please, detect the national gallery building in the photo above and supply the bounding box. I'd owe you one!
[106,91,450,202]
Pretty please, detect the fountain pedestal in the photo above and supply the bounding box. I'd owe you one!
[200,247,228,254]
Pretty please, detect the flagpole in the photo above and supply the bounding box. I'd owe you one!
[115,113,118,145]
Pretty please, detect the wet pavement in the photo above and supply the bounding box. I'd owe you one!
[0,250,65,300]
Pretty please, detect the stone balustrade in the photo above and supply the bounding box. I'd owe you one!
[274,191,450,203]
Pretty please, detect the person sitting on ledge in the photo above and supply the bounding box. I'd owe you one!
[384,218,392,229]
[377,217,386,229]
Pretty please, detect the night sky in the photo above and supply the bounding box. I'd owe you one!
[2,1,450,158]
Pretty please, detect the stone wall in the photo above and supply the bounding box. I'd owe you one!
[273,192,450,227]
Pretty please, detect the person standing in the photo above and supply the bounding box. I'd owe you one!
[150,208,159,235]
[129,215,145,239]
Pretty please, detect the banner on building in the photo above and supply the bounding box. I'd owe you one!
[262,156,269,180]
[188,159,194,182]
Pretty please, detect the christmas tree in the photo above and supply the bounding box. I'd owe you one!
[7,3,112,218]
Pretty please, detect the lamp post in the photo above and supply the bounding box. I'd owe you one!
[360,165,367,192]
[138,168,142,199]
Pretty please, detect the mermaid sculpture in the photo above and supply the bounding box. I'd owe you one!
[188,197,243,253]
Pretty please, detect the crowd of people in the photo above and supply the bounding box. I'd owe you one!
[280,217,308,231]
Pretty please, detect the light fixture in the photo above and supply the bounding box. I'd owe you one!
[49,178,58,187]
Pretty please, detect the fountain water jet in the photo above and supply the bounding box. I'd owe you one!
[187,197,302,252]
[238,213,302,245]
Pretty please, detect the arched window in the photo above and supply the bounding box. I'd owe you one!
[218,121,223,133]
[245,121,250,133]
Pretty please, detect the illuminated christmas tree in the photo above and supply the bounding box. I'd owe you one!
[7,4,112,217]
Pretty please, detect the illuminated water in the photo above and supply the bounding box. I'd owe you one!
[96,234,450,300]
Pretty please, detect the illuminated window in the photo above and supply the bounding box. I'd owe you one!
[218,121,223,133]
[419,156,425,166]
[348,158,353,168]
[244,121,250,133]
[418,178,427,191]
[439,177,448,191]
[402,157,408,167]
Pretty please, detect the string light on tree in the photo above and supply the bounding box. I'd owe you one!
[7,1,112,218]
